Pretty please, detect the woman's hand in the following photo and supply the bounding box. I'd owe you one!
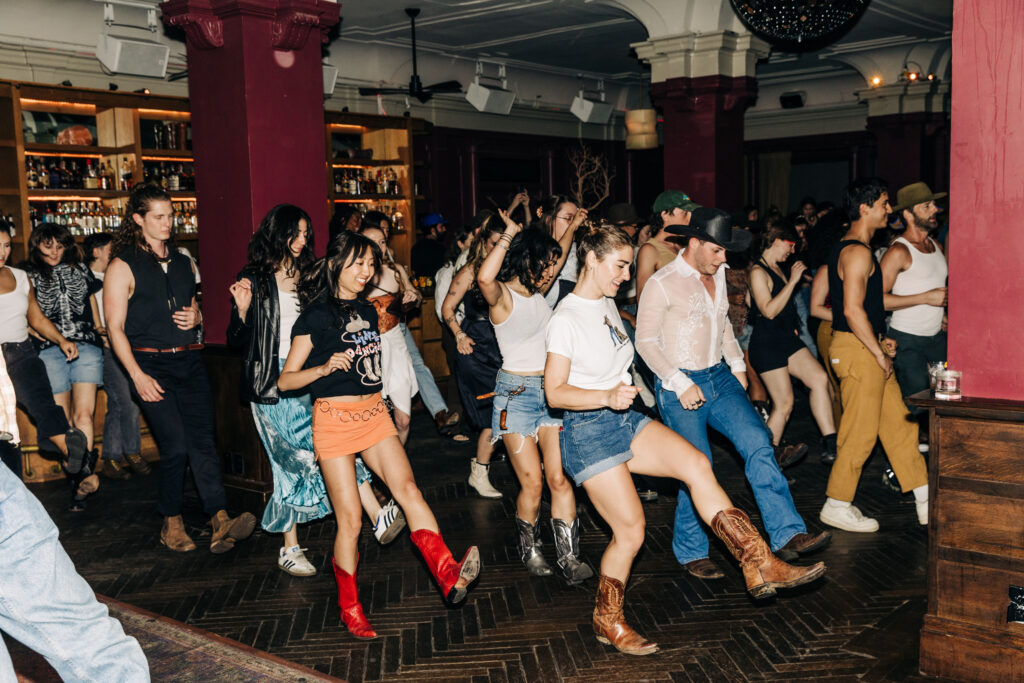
[317,351,353,377]
[497,209,523,234]
[456,332,475,355]
[568,207,589,231]
[401,288,420,306]
[789,260,808,283]
[604,382,640,410]
[229,278,253,321]
[59,338,79,361]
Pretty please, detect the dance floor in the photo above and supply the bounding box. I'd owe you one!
[18,392,951,682]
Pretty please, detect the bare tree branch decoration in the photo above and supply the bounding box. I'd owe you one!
[568,143,615,212]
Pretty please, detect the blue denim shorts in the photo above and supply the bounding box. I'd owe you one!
[559,407,652,486]
[735,323,753,351]
[490,370,562,447]
[39,343,103,394]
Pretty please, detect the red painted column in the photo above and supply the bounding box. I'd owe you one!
[867,112,950,195]
[650,76,757,211]
[160,0,339,344]
[948,0,1024,400]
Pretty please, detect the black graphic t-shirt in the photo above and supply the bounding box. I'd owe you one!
[291,298,383,399]
[28,263,103,349]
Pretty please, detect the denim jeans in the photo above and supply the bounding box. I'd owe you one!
[0,465,150,682]
[655,362,805,564]
[400,323,446,417]
[101,346,141,461]
[794,286,818,359]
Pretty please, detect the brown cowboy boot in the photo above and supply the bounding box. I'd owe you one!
[208,510,257,554]
[161,515,196,552]
[592,575,658,656]
[710,508,826,599]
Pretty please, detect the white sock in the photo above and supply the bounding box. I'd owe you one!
[825,497,851,509]
[912,484,929,503]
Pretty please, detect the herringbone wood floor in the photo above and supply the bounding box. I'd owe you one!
[32,393,950,682]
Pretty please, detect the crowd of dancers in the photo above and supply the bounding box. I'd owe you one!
[0,173,946,672]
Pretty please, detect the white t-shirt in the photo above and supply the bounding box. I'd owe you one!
[0,267,30,344]
[546,293,634,391]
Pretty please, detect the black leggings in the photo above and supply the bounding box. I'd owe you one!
[1,340,69,441]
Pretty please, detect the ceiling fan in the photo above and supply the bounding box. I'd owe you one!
[358,8,462,104]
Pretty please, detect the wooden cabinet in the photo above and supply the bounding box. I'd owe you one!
[908,391,1024,683]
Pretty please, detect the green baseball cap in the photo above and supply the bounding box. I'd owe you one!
[653,190,701,214]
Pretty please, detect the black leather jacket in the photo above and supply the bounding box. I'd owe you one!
[227,268,280,404]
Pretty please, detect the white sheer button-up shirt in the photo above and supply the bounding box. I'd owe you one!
[635,249,746,396]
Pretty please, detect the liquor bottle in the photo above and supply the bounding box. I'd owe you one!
[25,157,38,189]
[83,159,98,189]
[347,170,358,196]
[47,160,61,189]
[168,164,180,191]
[121,158,133,191]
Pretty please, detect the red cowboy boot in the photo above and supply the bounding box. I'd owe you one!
[331,557,377,639]
[410,529,481,604]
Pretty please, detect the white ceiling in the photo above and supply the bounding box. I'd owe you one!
[335,0,952,84]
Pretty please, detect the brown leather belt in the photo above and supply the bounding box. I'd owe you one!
[132,343,204,354]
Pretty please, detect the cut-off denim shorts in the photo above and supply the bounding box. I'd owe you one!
[490,370,562,449]
[39,343,103,394]
[559,407,652,486]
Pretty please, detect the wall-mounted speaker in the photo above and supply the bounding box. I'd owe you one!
[323,64,338,97]
[465,81,516,115]
[780,91,806,109]
[571,95,613,124]
[96,35,169,79]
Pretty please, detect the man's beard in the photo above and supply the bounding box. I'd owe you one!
[913,213,938,232]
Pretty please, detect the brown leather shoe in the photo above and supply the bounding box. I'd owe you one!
[101,459,132,481]
[161,515,196,552]
[208,510,257,554]
[711,508,826,600]
[683,558,725,580]
[776,530,833,562]
[593,575,658,656]
[124,453,151,475]
[775,442,809,469]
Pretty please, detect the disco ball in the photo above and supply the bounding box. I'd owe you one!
[730,0,871,51]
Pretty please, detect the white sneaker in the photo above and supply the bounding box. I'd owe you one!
[374,499,407,544]
[916,499,929,526]
[278,546,316,576]
[468,458,503,499]
[819,502,879,533]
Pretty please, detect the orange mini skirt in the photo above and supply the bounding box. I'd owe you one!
[312,394,397,460]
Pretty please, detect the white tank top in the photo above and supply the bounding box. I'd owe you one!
[492,286,552,373]
[890,236,948,336]
[278,288,300,357]
[0,267,30,344]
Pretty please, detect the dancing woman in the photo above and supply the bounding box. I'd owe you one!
[476,212,591,582]
[544,224,825,656]
[278,231,480,639]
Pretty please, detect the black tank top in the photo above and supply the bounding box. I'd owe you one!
[119,246,198,348]
[749,259,800,334]
[829,239,885,336]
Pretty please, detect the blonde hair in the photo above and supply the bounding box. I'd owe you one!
[576,222,632,270]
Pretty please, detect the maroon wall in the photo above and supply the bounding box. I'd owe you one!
[947,0,1024,400]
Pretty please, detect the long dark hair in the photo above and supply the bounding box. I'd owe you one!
[246,204,315,277]
[358,225,405,296]
[297,230,381,311]
[497,228,561,294]
[113,183,174,257]
[328,204,360,244]
[27,223,80,279]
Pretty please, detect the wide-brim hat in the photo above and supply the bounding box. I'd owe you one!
[665,207,753,252]
[893,182,947,213]
[607,203,640,226]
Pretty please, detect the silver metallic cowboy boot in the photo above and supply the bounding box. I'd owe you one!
[551,517,595,584]
[515,517,553,576]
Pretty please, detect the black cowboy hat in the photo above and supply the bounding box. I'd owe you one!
[664,207,753,252]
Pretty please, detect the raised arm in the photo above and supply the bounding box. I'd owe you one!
[880,242,947,311]
[477,210,520,319]
[809,266,832,322]
[748,261,806,320]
